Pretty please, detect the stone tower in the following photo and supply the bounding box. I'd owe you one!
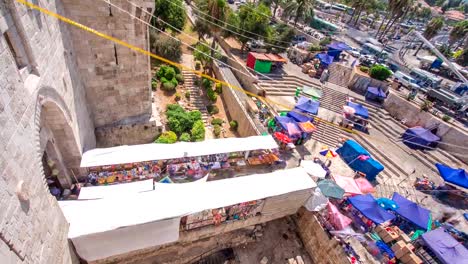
[0,0,156,262]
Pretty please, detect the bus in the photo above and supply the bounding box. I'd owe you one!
[409,68,442,89]
[361,43,389,59]
[332,3,354,14]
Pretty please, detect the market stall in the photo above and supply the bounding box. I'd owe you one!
[392,192,431,231]
[246,52,287,73]
[295,96,320,116]
[348,194,396,225]
[421,228,468,264]
[436,163,468,189]
[327,202,352,230]
[341,102,370,132]
[81,136,279,185]
[332,175,363,196]
[402,127,440,149]
[365,86,387,103]
[327,42,351,61]
[336,140,384,181]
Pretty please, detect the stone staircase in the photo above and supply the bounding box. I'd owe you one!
[321,86,347,113]
[328,63,353,88]
[183,70,210,124]
[310,116,342,148]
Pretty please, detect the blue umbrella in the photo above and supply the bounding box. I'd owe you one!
[376,197,399,210]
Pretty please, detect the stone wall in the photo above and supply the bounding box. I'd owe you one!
[213,61,260,137]
[61,0,155,129]
[384,92,468,163]
[348,68,389,94]
[294,208,349,264]
[91,189,313,264]
[95,117,162,147]
[0,0,95,263]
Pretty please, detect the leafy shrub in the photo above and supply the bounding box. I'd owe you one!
[207,105,219,115]
[420,100,432,112]
[179,132,191,142]
[166,104,202,134]
[229,120,238,130]
[319,37,332,46]
[369,65,392,81]
[191,120,205,142]
[215,83,222,94]
[308,45,323,52]
[157,66,170,79]
[155,131,177,144]
[202,77,213,90]
[171,65,181,74]
[185,91,190,99]
[194,77,200,86]
[213,125,221,138]
[359,66,369,73]
[151,34,182,62]
[151,79,157,91]
[175,73,184,84]
[207,87,217,102]
[164,67,176,80]
[211,118,223,126]
[162,82,176,91]
[175,93,181,101]
[195,61,201,70]
[442,115,451,122]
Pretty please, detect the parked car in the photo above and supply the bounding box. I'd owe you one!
[246,40,267,52]
[292,35,307,45]
[346,47,360,58]
[393,71,421,90]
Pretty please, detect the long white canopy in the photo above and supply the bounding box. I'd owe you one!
[80,135,279,167]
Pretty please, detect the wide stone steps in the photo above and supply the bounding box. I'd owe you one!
[310,119,342,147]
[183,72,210,125]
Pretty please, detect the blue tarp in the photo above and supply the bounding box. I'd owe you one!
[315,53,335,66]
[422,228,468,264]
[347,102,369,119]
[366,86,387,100]
[392,192,431,230]
[349,194,396,224]
[287,111,313,123]
[436,163,468,189]
[336,140,384,181]
[402,127,440,149]
[274,116,301,138]
[327,42,352,51]
[295,96,320,115]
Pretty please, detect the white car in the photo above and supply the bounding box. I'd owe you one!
[347,47,360,58]
[393,71,421,90]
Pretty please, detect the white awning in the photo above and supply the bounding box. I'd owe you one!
[80,135,279,167]
[301,160,327,179]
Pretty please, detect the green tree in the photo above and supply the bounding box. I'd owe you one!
[153,0,187,31]
[283,0,315,26]
[377,0,413,40]
[193,41,221,72]
[236,3,272,51]
[179,132,191,142]
[369,65,393,81]
[267,23,295,53]
[414,17,444,56]
[155,131,177,144]
[150,33,182,62]
[193,19,211,40]
[166,105,202,134]
[449,20,468,48]
[191,120,206,141]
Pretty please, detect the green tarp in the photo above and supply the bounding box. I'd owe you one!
[254,60,272,73]
[302,86,323,100]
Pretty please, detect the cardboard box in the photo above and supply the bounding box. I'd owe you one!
[391,241,406,252]
[400,245,413,255]
[375,225,385,234]
[382,232,399,243]
[401,253,422,264]
[399,233,412,243]
[395,249,407,259]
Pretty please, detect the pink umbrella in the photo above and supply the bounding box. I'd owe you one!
[332,174,363,195]
[354,177,375,194]
[286,122,301,137]
[327,202,352,230]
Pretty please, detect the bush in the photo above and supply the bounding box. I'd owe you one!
[179,132,191,142]
[157,66,170,79]
[211,118,223,126]
[185,91,190,99]
[229,120,238,130]
[175,73,184,84]
[215,83,222,94]
[162,82,176,91]
[442,115,451,122]
[155,131,177,144]
[195,61,201,70]
[369,65,392,81]
[175,93,181,101]
[151,34,182,62]
[359,66,369,73]
[319,37,332,46]
[164,67,176,80]
[207,105,219,115]
[207,87,217,102]
[166,105,202,134]
[202,77,213,90]
[213,124,221,138]
[191,120,205,142]
[420,100,432,112]
[308,45,323,52]
[171,65,181,74]
[194,77,200,86]
[151,79,157,91]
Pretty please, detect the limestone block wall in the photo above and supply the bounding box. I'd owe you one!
[0,0,95,263]
[384,92,468,163]
[89,189,313,264]
[95,117,162,147]
[294,208,349,264]
[61,0,155,128]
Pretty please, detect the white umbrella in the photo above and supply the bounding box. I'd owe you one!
[301,160,327,179]
[304,188,329,212]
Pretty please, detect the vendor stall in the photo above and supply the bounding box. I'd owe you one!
[365,86,387,103]
[327,42,351,61]
[246,52,287,73]
[336,140,384,181]
[341,102,370,132]
[332,175,363,196]
[295,96,320,116]
[436,163,468,189]
[421,228,468,264]
[348,194,396,225]
[402,127,440,149]
[392,192,431,231]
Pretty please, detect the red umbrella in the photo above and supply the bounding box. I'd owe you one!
[273,132,291,143]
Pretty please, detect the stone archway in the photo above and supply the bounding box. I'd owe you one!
[36,88,82,197]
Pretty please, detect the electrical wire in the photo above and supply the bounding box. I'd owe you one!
[17,0,468,156]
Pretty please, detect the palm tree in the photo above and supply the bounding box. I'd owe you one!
[377,0,413,39]
[283,0,316,26]
[271,0,284,18]
[449,20,468,49]
[414,17,444,56]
